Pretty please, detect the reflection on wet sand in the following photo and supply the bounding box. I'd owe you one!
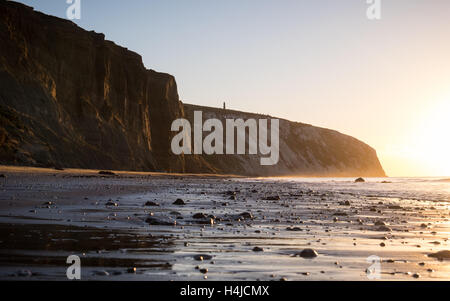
[0,168,449,280]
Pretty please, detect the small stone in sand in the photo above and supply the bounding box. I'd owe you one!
[297,249,318,258]
[193,213,208,219]
[375,225,392,232]
[339,201,351,206]
[173,199,186,205]
[286,227,302,231]
[127,267,137,273]
[105,200,118,207]
[380,242,386,247]
[428,250,450,259]
[240,212,253,219]
[355,177,365,183]
[388,205,402,210]
[199,268,208,274]
[253,247,264,252]
[194,254,213,261]
[144,201,159,207]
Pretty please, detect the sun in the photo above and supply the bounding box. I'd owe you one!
[410,98,450,176]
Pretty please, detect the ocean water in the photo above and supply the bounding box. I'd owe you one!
[241,177,450,203]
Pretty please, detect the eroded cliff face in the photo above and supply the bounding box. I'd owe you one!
[0,1,186,172]
[183,104,386,177]
[0,1,385,177]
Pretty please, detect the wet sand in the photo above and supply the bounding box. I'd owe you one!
[0,166,449,280]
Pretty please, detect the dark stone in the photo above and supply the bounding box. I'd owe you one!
[428,250,450,260]
[173,199,186,205]
[105,201,118,207]
[297,249,318,258]
[192,213,206,219]
[144,201,160,207]
[375,225,392,232]
[194,254,213,261]
[252,247,264,252]
[333,212,348,216]
[286,227,302,232]
[240,212,253,219]
[355,177,365,183]
[388,205,403,210]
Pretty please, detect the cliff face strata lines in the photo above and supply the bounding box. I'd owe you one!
[182,105,385,177]
[0,1,184,172]
[0,1,385,177]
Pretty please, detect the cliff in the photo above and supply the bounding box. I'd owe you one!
[0,1,386,177]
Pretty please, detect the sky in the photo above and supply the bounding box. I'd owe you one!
[16,0,450,177]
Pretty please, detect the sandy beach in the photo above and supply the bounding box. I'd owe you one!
[0,166,449,281]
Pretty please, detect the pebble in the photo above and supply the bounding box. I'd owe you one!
[173,199,186,205]
[252,247,264,252]
[375,225,392,232]
[193,213,208,219]
[428,250,450,259]
[286,227,302,231]
[194,254,213,261]
[144,201,160,207]
[127,267,137,273]
[297,249,318,258]
[105,200,118,206]
[240,212,253,219]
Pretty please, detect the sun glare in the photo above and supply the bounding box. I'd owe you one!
[409,98,450,176]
